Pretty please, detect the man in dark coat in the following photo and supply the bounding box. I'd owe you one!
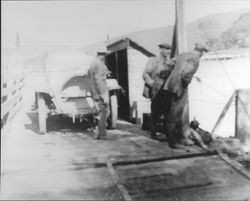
[142,43,175,139]
[88,48,110,139]
[163,43,208,148]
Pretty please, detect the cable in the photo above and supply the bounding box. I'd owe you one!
[190,98,228,105]
[198,20,250,120]
[194,76,229,98]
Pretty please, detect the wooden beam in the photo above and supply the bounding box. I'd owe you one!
[170,22,177,58]
[235,89,250,144]
[211,91,236,135]
[113,151,217,167]
[217,150,250,180]
[106,159,133,201]
[171,0,189,131]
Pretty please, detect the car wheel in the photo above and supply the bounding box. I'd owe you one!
[107,94,118,129]
[38,94,47,134]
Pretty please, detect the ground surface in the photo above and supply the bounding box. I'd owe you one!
[1,75,250,200]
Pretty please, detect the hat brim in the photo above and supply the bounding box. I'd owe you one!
[195,47,208,53]
[97,52,107,55]
[158,45,172,49]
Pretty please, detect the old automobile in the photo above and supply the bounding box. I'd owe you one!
[35,51,120,134]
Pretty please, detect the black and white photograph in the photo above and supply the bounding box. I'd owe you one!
[1,0,250,200]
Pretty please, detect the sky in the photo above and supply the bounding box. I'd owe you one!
[2,0,250,48]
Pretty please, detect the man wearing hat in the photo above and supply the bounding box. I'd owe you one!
[88,47,110,139]
[163,43,208,148]
[142,43,175,139]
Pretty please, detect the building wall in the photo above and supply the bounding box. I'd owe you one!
[127,47,151,123]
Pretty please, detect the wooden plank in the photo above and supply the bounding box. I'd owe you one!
[106,159,133,201]
[1,89,23,118]
[211,91,236,135]
[112,150,217,167]
[19,77,24,83]
[1,95,8,104]
[1,76,24,133]
[1,77,23,96]
[16,81,24,90]
[9,93,23,113]
[116,154,250,200]
[1,80,10,98]
[217,150,250,180]
[1,88,9,97]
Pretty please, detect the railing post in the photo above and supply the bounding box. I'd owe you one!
[235,89,250,145]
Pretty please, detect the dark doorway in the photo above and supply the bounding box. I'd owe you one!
[106,49,130,121]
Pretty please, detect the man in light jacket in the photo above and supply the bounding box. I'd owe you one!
[142,43,175,139]
[88,48,110,139]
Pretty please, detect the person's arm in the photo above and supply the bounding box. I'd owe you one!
[181,58,199,88]
[92,62,104,93]
[142,58,155,87]
[167,58,176,70]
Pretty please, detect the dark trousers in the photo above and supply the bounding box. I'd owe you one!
[150,89,173,136]
[166,91,189,146]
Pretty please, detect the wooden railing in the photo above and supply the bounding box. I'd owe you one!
[1,74,24,131]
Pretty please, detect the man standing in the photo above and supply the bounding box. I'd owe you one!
[163,43,208,148]
[88,48,110,139]
[142,43,175,139]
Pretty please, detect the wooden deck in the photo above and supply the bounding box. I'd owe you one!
[1,109,250,200]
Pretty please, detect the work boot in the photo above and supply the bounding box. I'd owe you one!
[94,127,101,139]
[94,124,108,140]
[168,136,180,149]
[182,138,195,146]
[150,132,158,140]
[168,143,182,149]
[100,131,107,139]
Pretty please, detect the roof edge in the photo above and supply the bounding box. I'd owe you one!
[107,37,155,57]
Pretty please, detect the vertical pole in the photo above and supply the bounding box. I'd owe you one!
[235,90,239,138]
[235,89,250,145]
[106,34,110,45]
[115,52,119,80]
[175,0,189,127]
[175,0,187,54]
[170,22,177,58]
